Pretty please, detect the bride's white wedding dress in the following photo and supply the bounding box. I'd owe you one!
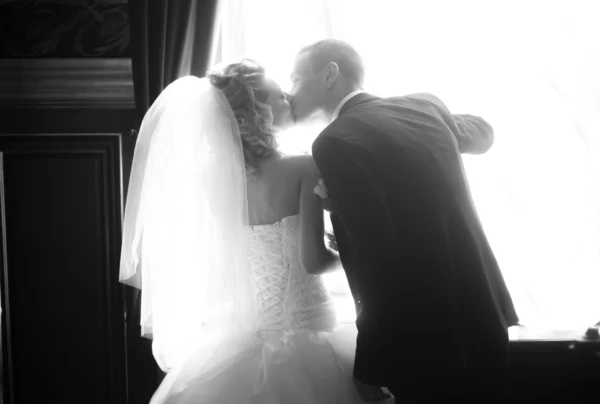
[150,215,389,404]
[118,77,394,403]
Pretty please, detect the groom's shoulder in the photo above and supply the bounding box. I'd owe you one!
[313,122,348,149]
[318,117,356,140]
[387,92,450,113]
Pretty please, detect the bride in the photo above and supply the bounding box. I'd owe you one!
[119,59,393,403]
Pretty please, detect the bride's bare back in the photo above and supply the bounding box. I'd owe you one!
[247,154,312,226]
[246,153,336,274]
[205,59,336,273]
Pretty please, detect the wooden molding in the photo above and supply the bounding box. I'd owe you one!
[0,58,135,109]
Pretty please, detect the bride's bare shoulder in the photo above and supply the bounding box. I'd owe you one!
[277,153,320,179]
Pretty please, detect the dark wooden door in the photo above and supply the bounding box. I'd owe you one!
[0,134,127,404]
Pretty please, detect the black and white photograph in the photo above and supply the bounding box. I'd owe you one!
[0,1,599,403]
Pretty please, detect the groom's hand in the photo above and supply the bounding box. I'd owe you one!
[353,377,392,402]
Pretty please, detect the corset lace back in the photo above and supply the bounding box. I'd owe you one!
[246,215,337,333]
[152,215,367,404]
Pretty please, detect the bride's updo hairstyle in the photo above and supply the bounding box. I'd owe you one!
[207,59,280,179]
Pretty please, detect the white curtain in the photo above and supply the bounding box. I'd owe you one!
[213,0,600,332]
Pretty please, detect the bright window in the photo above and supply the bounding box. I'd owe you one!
[213,0,600,331]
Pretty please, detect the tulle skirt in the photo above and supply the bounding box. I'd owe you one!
[150,323,395,404]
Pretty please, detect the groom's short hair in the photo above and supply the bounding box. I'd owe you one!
[298,39,365,89]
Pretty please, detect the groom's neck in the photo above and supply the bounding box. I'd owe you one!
[325,86,361,120]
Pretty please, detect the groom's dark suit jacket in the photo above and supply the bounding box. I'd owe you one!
[312,93,519,394]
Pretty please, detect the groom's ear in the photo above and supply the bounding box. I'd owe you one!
[324,62,340,88]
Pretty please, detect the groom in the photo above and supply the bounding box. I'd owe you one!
[290,39,519,403]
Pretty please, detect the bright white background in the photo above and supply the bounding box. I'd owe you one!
[212,0,600,331]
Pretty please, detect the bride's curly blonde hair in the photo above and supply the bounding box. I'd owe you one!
[207,59,280,178]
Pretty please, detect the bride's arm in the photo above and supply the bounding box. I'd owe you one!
[297,155,340,275]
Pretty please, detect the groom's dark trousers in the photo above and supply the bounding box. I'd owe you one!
[313,93,519,402]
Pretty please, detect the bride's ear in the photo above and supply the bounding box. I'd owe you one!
[324,62,340,88]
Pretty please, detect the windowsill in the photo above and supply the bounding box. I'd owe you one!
[508,325,600,343]
[329,291,600,344]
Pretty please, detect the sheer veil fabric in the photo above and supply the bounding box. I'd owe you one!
[119,76,260,372]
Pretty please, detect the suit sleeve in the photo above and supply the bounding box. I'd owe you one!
[406,92,494,154]
[312,136,396,261]
[329,212,361,314]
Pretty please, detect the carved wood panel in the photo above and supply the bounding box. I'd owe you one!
[0,0,130,58]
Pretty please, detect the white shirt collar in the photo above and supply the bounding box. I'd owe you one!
[331,90,364,121]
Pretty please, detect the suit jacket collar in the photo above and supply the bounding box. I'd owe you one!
[337,92,379,118]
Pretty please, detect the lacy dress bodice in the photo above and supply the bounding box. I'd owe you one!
[246,215,337,333]
[152,216,370,404]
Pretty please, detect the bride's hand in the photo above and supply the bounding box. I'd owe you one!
[314,179,333,212]
[325,232,338,251]
[353,377,392,402]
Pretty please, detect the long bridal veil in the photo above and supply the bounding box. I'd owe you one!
[119,76,260,372]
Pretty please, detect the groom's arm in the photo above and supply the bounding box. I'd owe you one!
[406,92,494,154]
[312,135,397,266]
[329,212,361,315]
[313,134,400,387]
